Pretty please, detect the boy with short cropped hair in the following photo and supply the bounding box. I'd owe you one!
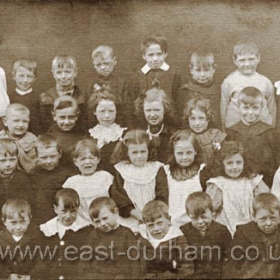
[139,200,194,279]
[0,103,37,173]
[0,199,42,279]
[221,41,276,130]
[136,36,181,104]
[48,95,85,172]
[9,58,41,134]
[80,197,140,279]
[31,134,73,225]
[226,193,280,279]
[40,188,91,280]
[87,45,131,127]
[177,51,221,128]
[180,192,231,279]
[226,87,277,187]
[40,55,86,132]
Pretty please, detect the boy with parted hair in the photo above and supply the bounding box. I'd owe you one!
[180,192,231,279]
[226,86,278,187]
[221,41,276,130]
[226,193,280,279]
[177,50,221,128]
[40,54,87,132]
[9,58,41,134]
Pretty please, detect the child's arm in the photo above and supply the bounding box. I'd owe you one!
[220,79,231,130]
[266,81,276,127]
[271,168,280,201]
[254,179,270,196]
[206,182,223,217]
[155,166,169,205]
[109,169,135,217]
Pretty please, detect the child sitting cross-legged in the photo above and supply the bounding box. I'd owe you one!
[139,200,194,279]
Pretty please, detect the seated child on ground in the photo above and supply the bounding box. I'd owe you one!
[206,141,269,236]
[80,197,140,279]
[48,95,85,172]
[40,188,91,280]
[87,45,131,127]
[0,103,37,173]
[110,129,168,223]
[164,129,204,226]
[40,54,86,132]
[139,200,194,279]
[0,199,42,279]
[32,134,73,225]
[63,139,113,226]
[177,50,221,128]
[9,58,40,134]
[221,41,275,129]
[226,193,280,279]
[180,192,231,279]
[88,89,127,173]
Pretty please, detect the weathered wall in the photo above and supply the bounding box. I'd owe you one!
[0,0,279,93]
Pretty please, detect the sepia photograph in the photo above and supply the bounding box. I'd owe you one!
[0,0,280,279]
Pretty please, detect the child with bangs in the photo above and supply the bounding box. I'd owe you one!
[0,199,42,279]
[87,45,132,128]
[32,134,73,225]
[40,55,86,132]
[177,51,221,128]
[9,58,40,135]
[221,42,275,130]
[180,192,231,279]
[139,200,194,279]
[226,87,277,187]
[63,139,113,226]
[206,141,269,236]
[40,188,91,280]
[48,95,85,172]
[226,193,280,279]
[133,88,174,163]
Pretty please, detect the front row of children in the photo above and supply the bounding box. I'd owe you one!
[1,191,280,279]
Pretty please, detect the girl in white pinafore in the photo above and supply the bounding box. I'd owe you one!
[110,130,168,229]
[0,67,9,120]
[206,141,269,237]
[164,129,204,227]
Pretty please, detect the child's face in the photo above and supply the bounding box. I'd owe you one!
[239,99,262,124]
[189,208,213,234]
[142,43,167,69]
[143,100,165,127]
[188,109,209,134]
[53,107,78,132]
[127,142,148,167]
[0,154,18,178]
[233,53,260,75]
[145,215,171,239]
[74,148,100,176]
[52,66,77,88]
[94,99,116,127]
[3,212,31,237]
[92,54,116,77]
[4,110,29,138]
[223,153,244,179]
[54,198,78,227]
[254,208,280,235]
[92,205,118,233]
[13,66,36,91]
[36,146,61,171]
[190,64,215,85]
[174,139,196,168]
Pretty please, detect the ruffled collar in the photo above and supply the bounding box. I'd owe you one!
[139,224,183,249]
[40,216,87,238]
[169,163,203,181]
[89,123,126,148]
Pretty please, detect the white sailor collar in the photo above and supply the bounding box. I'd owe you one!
[39,216,87,237]
[141,62,170,75]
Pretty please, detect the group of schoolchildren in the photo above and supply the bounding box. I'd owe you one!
[0,36,280,279]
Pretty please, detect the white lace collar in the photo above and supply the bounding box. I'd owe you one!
[89,123,126,148]
[141,62,170,75]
